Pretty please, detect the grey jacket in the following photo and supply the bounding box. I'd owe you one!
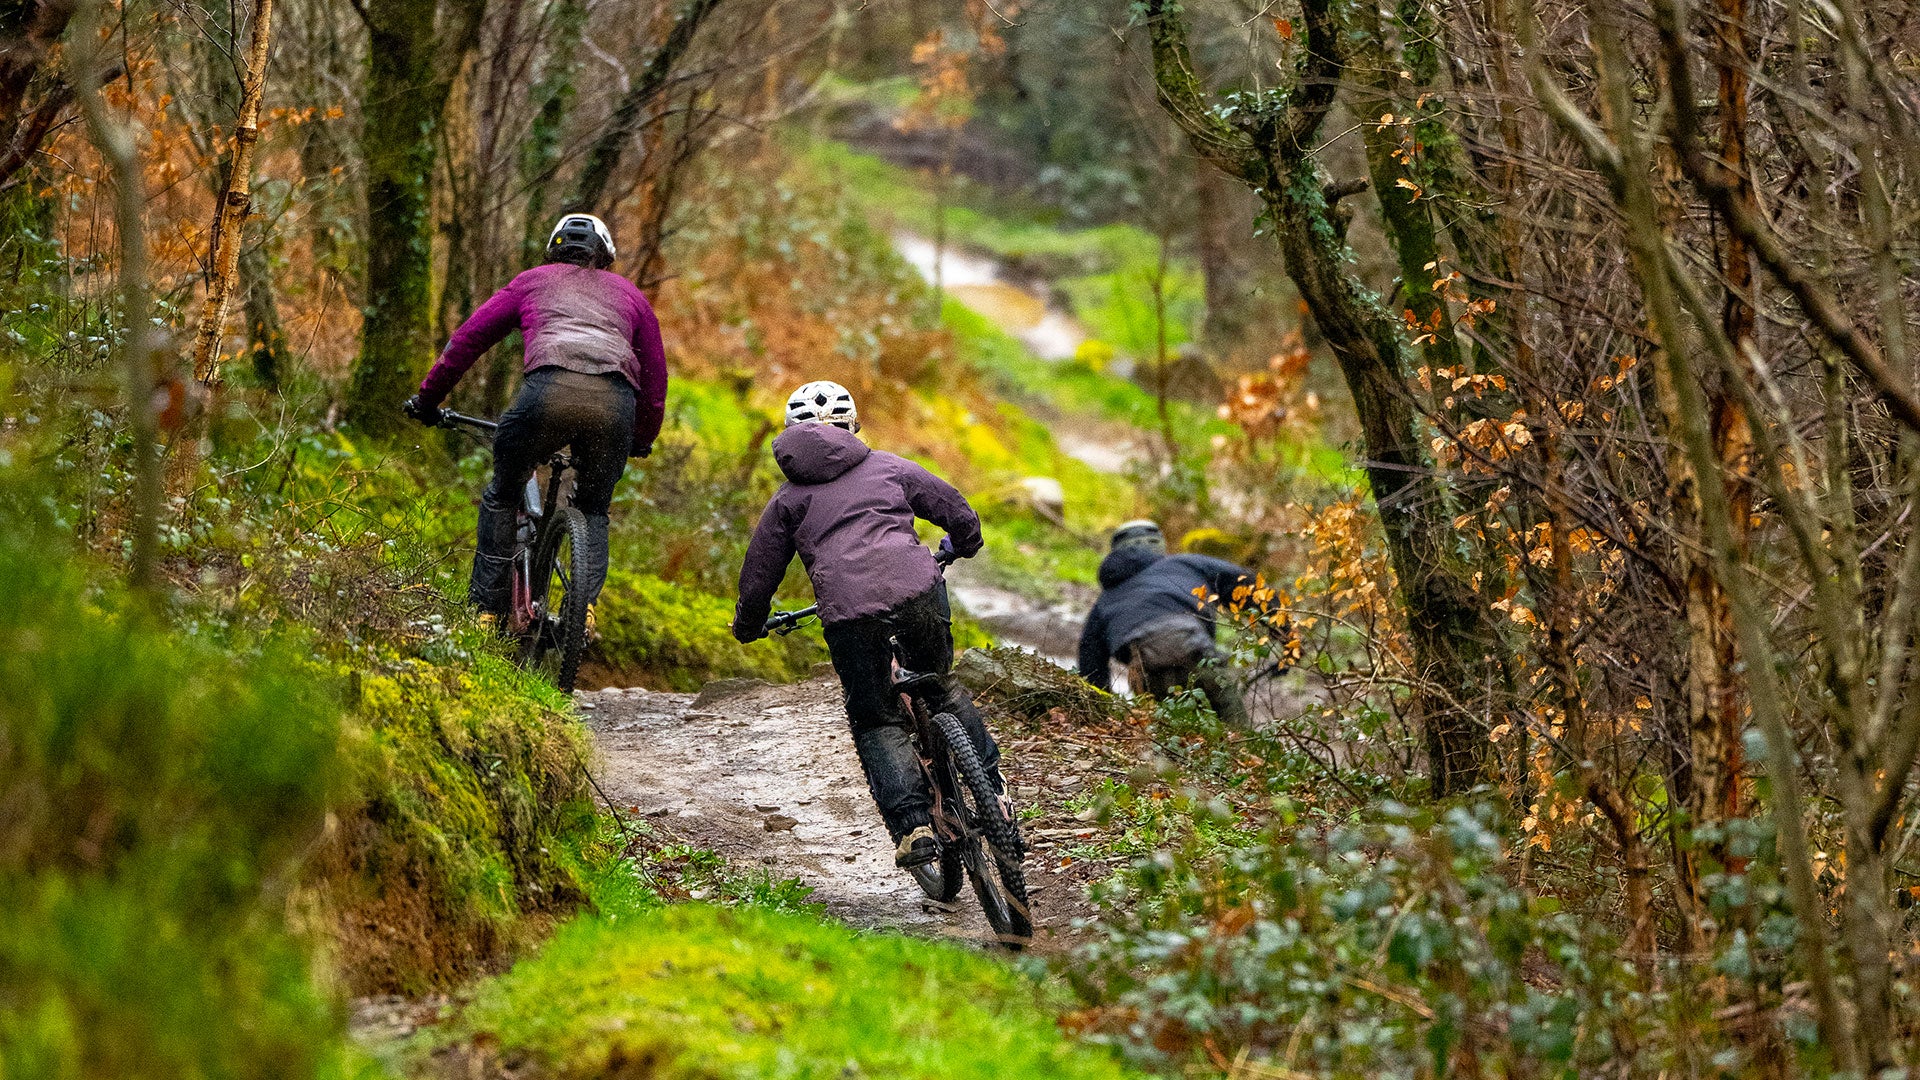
[732,424,983,639]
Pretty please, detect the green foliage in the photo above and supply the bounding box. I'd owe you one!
[799,139,1164,275]
[1071,801,1639,1078]
[437,904,1141,1079]
[592,569,824,691]
[0,517,377,1079]
[1060,261,1205,363]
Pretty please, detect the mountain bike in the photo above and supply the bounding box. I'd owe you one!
[437,409,593,692]
[766,553,1033,949]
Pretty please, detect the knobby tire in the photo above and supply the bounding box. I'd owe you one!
[932,711,1032,948]
[524,505,591,692]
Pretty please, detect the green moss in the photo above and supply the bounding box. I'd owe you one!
[592,569,825,691]
[0,519,378,1080]
[436,904,1141,1079]
[334,647,595,990]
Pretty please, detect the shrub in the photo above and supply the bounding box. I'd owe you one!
[1069,801,1628,1077]
[0,522,371,1079]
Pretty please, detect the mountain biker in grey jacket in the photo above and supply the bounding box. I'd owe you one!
[1077,522,1260,727]
[732,381,1002,870]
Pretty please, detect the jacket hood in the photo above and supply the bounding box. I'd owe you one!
[773,422,871,484]
[1098,545,1164,588]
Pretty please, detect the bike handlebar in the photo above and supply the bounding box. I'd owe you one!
[764,546,963,636]
[439,410,498,433]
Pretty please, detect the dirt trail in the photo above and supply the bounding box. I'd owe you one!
[579,672,1127,952]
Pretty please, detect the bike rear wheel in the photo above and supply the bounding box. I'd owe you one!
[521,505,591,692]
[932,711,1031,948]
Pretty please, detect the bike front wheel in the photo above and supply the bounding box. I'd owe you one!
[521,505,591,692]
[932,711,1031,948]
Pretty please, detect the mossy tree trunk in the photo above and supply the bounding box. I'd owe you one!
[1144,0,1511,796]
[343,0,485,434]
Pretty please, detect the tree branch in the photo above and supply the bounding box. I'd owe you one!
[564,0,725,214]
[1649,0,1920,434]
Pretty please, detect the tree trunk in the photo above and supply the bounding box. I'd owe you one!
[0,0,80,192]
[343,0,484,434]
[241,228,287,387]
[562,0,723,216]
[1192,160,1249,351]
[191,0,275,386]
[1144,0,1511,795]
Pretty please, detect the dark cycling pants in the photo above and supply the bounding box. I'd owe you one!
[471,368,634,618]
[1124,615,1250,728]
[823,582,1003,842]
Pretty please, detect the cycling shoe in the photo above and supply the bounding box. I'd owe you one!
[894,825,939,868]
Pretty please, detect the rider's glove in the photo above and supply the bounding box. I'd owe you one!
[402,394,444,427]
[937,536,967,563]
[630,442,653,459]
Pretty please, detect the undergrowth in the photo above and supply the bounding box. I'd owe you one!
[424,905,1141,1080]
[0,506,377,1079]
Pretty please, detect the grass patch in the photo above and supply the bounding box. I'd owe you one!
[799,138,1162,276]
[327,646,596,993]
[591,568,824,691]
[432,904,1140,1079]
[0,508,378,1080]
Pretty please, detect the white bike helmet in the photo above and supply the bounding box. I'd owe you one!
[546,213,616,267]
[785,380,859,431]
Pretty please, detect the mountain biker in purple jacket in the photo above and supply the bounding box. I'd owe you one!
[402,214,668,623]
[731,381,1002,870]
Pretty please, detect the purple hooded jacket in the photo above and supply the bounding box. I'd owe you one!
[732,423,983,639]
[417,262,669,452]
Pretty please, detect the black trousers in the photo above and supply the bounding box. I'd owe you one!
[1125,616,1251,728]
[823,583,1003,841]
[471,368,634,618]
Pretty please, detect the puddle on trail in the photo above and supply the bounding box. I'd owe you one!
[893,232,1088,361]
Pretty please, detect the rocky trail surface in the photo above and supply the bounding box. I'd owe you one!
[576,668,1145,953]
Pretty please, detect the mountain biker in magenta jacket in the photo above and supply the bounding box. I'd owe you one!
[403,214,667,621]
[732,381,1001,870]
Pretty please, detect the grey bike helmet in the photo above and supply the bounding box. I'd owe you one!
[1110,519,1166,555]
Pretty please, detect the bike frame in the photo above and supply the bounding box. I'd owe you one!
[440,410,573,635]
[893,658,971,849]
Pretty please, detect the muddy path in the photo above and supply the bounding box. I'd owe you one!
[578,670,1144,954]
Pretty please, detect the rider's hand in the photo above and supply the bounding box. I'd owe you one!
[937,536,970,563]
[402,394,444,427]
[630,442,653,459]
[734,622,766,644]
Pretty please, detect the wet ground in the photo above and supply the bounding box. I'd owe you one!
[576,667,1146,954]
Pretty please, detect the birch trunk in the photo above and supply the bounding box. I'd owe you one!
[191,0,274,385]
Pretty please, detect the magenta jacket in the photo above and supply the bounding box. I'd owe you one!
[732,424,983,639]
[417,263,669,451]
